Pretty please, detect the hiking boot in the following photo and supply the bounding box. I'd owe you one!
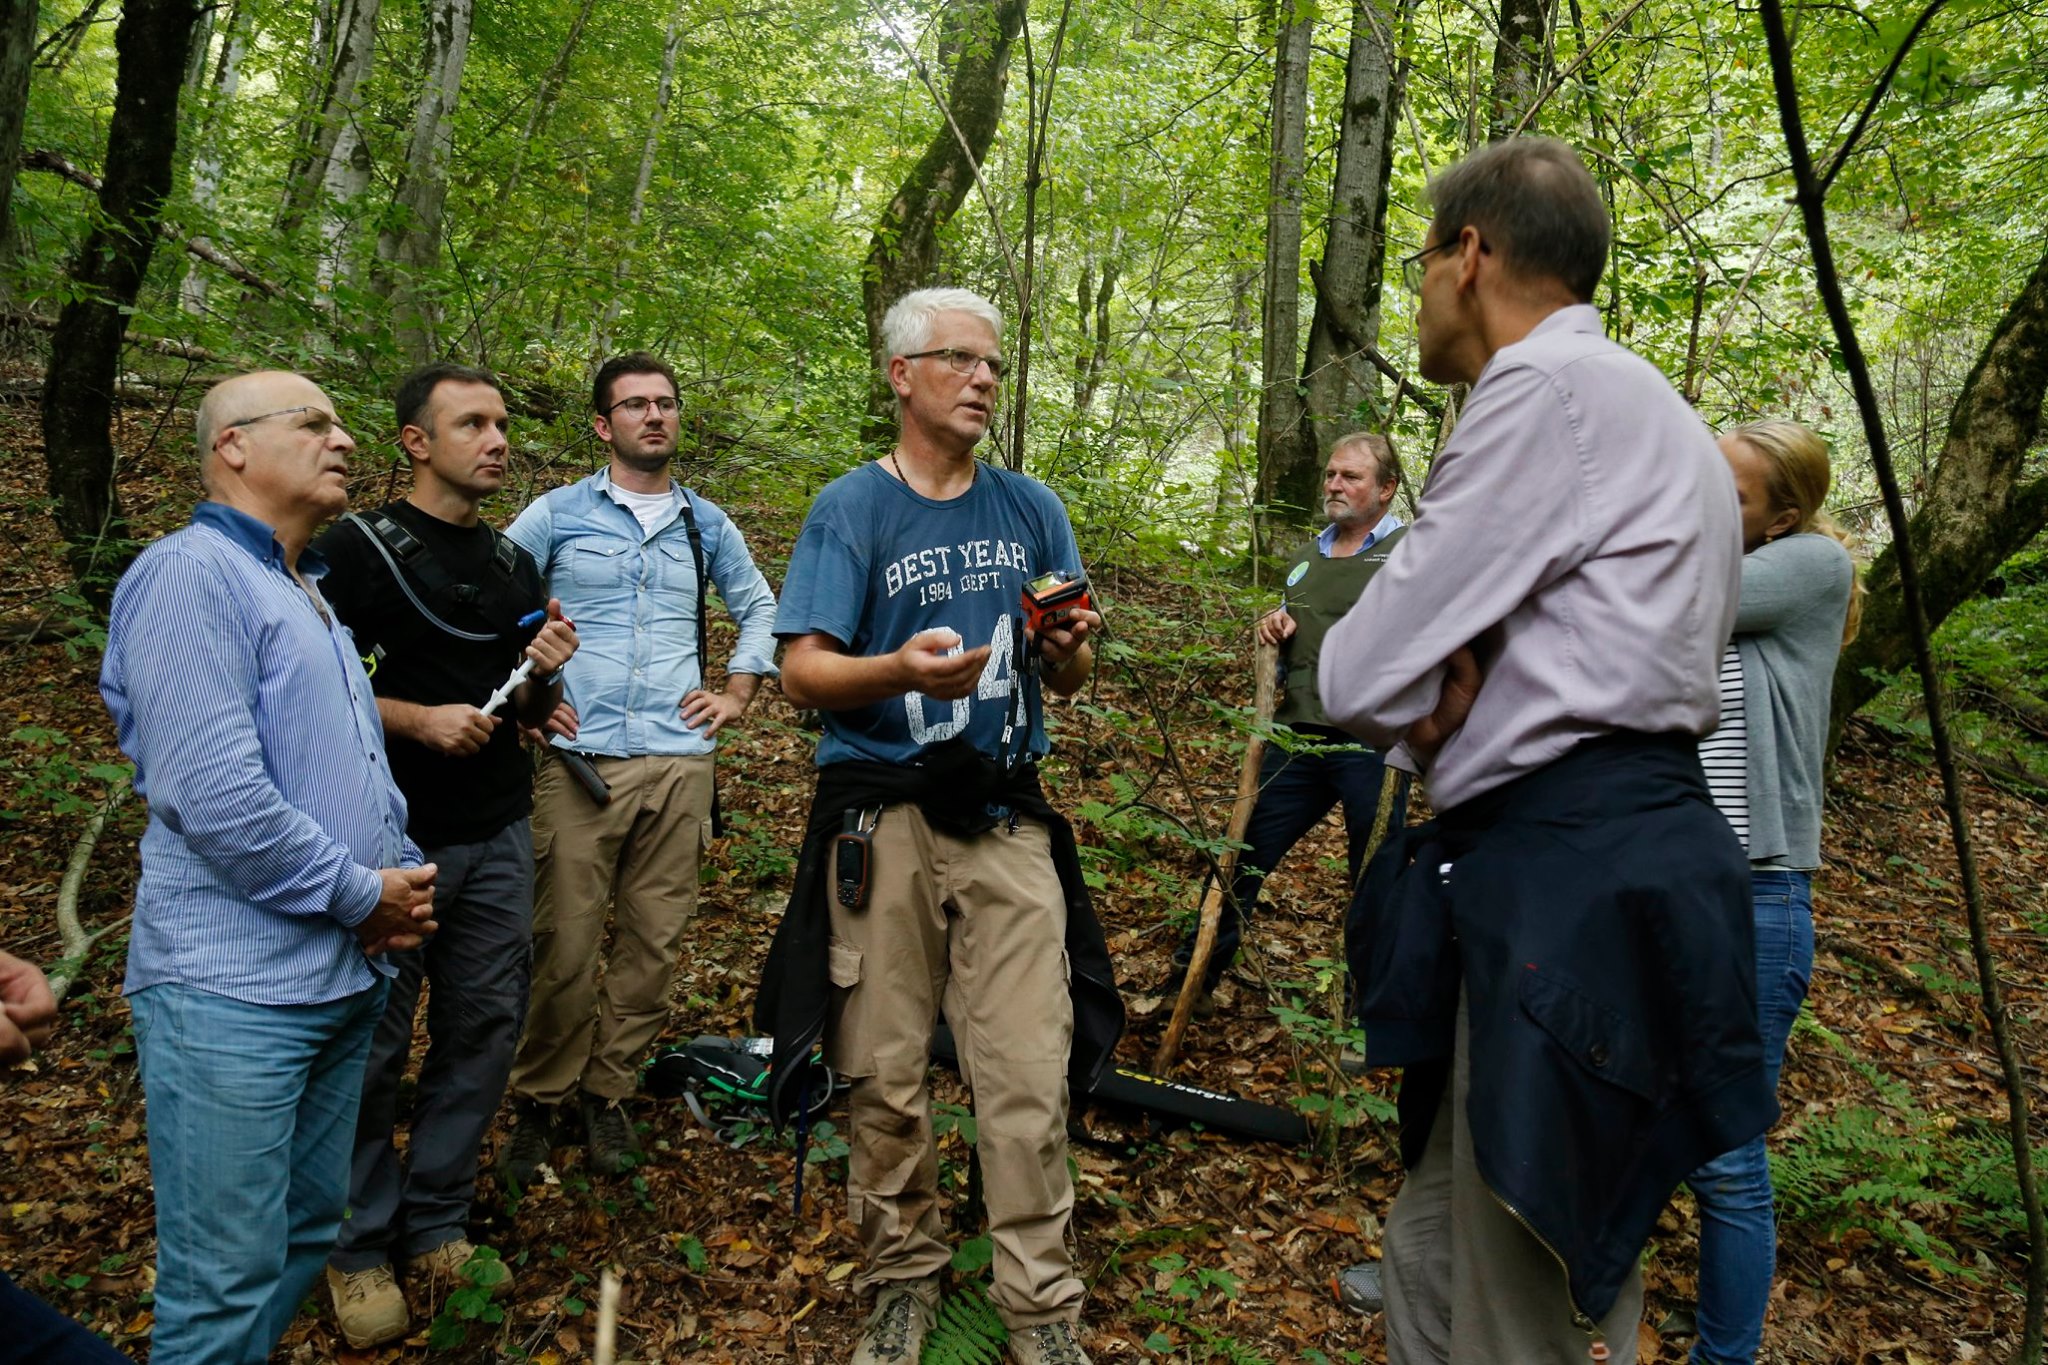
[1332,1259,1384,1314]
[498,1099,557,1188]
[404,1238,512,1300]
[851,1279,938,1364]
[1008,1320,1093,1365]
[326,1263,409,1349]
[581,1091,644,1174]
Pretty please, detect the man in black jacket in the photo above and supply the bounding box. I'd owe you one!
[760,288,1121,1365]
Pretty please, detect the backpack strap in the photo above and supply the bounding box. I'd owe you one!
[342,511,501,643]
[674,490,725,838]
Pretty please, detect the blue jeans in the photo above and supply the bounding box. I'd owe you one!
[130,981,385,1365]
[1686,870,1814,1364]
[1178,725,1407,987]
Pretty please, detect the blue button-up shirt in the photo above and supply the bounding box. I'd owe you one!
[507,471,779,758]
[102,502,419,1005]
[1314,509,1403,557]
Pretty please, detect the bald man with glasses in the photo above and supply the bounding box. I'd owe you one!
[102,370,438,1365]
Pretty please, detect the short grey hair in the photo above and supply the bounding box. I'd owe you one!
[1427,136,1610,303]
[880,287,1004,361]
[1328,431,1401,492]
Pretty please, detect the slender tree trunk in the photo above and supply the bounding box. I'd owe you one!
[1489,0,1554,139]
[1072,254,1117,414]
[0,0,40,287]
[1830,239,2048,739]
[1758,5,2048,1359]
[1295,0,1411,498]
[861,0,1029,444]
[471,0,598,257]
[374,0,474,364]
[179,3,251,315]
[40,0,202,595]
[1252,0,1313,538]
[592,2,684,364]
[280,0,379,236]
[277,0,339,226]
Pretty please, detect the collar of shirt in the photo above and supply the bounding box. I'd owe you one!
[1316,508,1404,558]
[190,500,333,580]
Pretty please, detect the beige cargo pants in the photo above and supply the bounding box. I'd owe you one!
[824,802,1082,1329]
[509,749,715,1105]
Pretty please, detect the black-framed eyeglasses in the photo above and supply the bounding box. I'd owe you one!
[1399,239,1462,294]
[607,395,680,420]
[902,348,1006,381]
[222,405,338,436]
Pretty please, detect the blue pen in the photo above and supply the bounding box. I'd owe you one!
[517,609,547,629]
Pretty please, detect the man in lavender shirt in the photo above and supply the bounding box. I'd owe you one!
[1320,139,1775,1363]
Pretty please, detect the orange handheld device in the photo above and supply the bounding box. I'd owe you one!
[1021,570,1093,636]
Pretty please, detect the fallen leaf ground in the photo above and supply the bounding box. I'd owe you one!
[0,392,2039,1363]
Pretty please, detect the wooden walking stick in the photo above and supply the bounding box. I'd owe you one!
[1154,638,1279,1072]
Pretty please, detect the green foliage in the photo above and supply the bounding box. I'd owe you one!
[920,1279,1007,1364]
[422,1247,511,1349]
[1772,1015,2030,1279]
[1,728,129,822]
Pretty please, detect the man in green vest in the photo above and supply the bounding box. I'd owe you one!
[1169,431,1409,1011]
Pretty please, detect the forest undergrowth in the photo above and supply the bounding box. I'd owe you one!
[0,394,2039,1363]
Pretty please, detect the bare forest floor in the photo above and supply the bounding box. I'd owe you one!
[0,392,2040,1364]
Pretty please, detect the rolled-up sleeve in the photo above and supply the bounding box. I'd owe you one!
[1319,364,1592,747]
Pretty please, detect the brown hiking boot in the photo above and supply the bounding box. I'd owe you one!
[1008,1320,1093,1365]
[498,1099,557,1188]
[851,1278,939,1364]
[326,1263,409,1349]
[403,1238,512,1299]
[581,1091,644,1174]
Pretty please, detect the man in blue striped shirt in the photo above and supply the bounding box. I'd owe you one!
[101,370,440,1365]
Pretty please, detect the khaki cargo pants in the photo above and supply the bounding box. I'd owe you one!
[509,749,715,1105]
[825,803,1082,1329]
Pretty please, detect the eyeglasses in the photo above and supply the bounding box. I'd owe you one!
[1399,239,1463,294]
[902,348,1006,381]
[607,395,680,420]
[223,405,339,436]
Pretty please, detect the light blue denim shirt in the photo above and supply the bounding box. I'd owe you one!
[507,470,779,758]
[1315,509,1404,557]
[103,502,419,1006]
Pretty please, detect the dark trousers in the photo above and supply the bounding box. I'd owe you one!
[332,820,534,1272]
[1181,725,1407,987]
[0,1270,129,1363]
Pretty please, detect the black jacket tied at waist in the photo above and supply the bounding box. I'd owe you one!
[1346,731,1778,1324]
[755,738,1126,1128]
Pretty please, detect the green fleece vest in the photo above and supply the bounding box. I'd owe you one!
[1274,525,1407,728]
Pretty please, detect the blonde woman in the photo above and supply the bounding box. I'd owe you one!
[1689,419,1863,1364]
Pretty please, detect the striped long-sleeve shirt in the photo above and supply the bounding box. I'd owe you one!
[102,501,420,1006]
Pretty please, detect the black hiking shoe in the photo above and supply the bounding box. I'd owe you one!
[497,1100,556,1189]
[581,1091,643,1174]
[1332,1260,1385,1315]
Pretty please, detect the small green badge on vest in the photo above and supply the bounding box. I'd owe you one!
[1286,560,1310,587]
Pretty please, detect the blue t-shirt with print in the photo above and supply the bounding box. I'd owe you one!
[776,460,1085,768]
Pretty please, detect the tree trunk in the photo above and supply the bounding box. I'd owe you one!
[860,0,1028,445]
[374,0,473,364]
[1251,1,1314,538]
[1489,0,1553,139]
[592,2,684,364]
[0,0,39,286]
[179,3,251,315]
[1295,0,1411,498]
[279,0,378,238]
[40,0,201,595]
[1072,255,1116,414]
[1830,238,2048,743]
[471,0,599,259]
[277,0,339,227]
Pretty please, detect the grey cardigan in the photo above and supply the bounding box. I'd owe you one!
[1733,533,1854,868]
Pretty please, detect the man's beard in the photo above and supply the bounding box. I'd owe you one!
[613,441,675,473]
